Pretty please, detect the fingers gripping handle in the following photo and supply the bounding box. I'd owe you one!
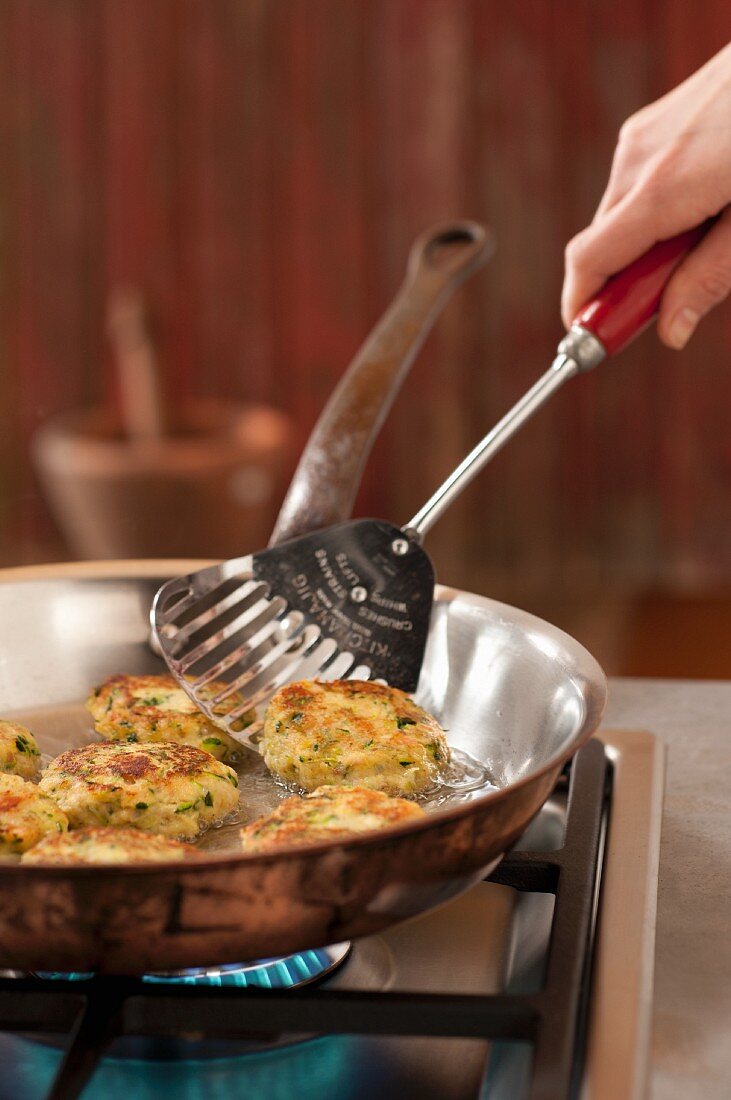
[269,221,493,546]
[571,220,714,358]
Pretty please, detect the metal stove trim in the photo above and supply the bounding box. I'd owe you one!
[583,729,666,1100]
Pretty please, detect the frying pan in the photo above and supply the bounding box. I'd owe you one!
[0,223,606,975]
[0,565,604,974]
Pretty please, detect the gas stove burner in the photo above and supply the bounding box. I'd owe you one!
[34,942,351,991]
[19,943,356,1064]
[146,942,352,987]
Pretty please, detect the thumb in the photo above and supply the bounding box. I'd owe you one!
[658,206,731,349]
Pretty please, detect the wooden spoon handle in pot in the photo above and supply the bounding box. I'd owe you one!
[269,221,493,545]
[106,287,168,442]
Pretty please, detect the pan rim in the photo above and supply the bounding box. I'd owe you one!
[0,559,607,875]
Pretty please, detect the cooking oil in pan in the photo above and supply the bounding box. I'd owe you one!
[199,743,499,853]
[8,701,499,857]
[419,746,499,809]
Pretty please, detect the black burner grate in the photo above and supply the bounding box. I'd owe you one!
[0,739,609,1100]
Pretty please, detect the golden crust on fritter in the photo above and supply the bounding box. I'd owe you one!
[38,741,240,840]
[239,784,426,853]
[260,680,449,796]
[22,826,200,865]
[0,720,41,780]
[0,773,69,855]
[86,674,251,761]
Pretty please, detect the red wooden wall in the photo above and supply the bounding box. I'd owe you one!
[1,0,731,614]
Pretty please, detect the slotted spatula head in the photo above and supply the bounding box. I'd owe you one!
[151,520,435,749]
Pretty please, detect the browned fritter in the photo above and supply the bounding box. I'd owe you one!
[86,673,251,761]
[38,741,240,839]
[260,679,450,795]
[22,826,200,865]
[0,773,69,855]
[239,784,426,853]
[0,720,41,779]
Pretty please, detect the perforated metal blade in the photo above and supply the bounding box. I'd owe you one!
[151,520,435,750]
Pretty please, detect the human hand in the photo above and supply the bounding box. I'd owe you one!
[562,41,731,349]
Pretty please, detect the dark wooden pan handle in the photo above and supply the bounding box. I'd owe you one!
[269,220,493,545]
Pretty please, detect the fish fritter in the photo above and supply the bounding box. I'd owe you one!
[0,773,69,855]
[86,674,251,761]
[22,826,200,865]
[0,720,41,780]
[239,784,426,853]
[260,680,450,796]
[38,741,239,840]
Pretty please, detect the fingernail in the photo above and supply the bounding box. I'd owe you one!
[666,307,700,350]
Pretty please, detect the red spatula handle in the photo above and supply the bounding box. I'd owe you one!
[572,221,714,357]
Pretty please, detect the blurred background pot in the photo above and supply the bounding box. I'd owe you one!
[33,399,294,559]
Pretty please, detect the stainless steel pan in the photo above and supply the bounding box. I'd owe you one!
[0,562,604,974]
